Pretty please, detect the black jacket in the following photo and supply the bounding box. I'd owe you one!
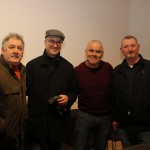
[25,51,77,142]
[111,54,150,127]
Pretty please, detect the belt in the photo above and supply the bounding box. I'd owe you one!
[88,111,110,116]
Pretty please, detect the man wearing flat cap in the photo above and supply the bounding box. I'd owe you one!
[24,29,77,150]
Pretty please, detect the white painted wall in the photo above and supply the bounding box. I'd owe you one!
[0,0,130,68]
[130,0,150,60]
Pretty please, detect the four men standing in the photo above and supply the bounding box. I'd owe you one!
[0,32,150,150]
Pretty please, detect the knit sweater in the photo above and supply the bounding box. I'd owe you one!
[74,61,113,114]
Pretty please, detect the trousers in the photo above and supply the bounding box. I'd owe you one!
[74,110,111,150]
[119,126,150,148]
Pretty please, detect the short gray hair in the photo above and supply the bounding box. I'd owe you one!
[121,35,138,47]
[86,40,104,51]
[1,33,25,49]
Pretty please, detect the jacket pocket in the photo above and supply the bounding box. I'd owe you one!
[0,118,5,133]
[4,88,20,96]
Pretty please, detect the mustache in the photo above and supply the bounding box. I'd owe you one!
[90,55,102,59]
[127,51,134,54]
[11,54,20,58]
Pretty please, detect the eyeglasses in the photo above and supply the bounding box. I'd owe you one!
[86,49,103,54]
[47,39,63,46]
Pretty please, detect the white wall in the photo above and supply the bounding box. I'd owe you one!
[0,0,130,68]
[130,0,150,59]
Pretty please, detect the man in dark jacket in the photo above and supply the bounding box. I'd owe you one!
[24,29,77,150]
[0,33,26,149]
[111,35,150,148]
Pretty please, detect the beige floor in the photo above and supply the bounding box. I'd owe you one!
[107,140,122,150]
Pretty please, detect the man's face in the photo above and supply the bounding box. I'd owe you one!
[45,37,62,57]
[85,42,103,67]
[1,38,24,65]
[120,38,140,60]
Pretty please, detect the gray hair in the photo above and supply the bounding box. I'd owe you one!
[121,35,138,47]
[1,33,25,49]
[86,40,104,51]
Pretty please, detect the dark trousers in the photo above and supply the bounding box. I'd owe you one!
[119,126,150,148]
[23,133,63,150]
[23,141,63,150]
[0,136,21,150]
[74,110,111,150]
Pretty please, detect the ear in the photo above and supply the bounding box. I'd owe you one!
[44,39,47,44]
[120,47,122,52]
[100,52,104,59]
[1,48,4,54]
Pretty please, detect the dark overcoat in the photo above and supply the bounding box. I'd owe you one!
[25,51,77,142]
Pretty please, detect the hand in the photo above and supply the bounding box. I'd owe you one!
[57,94,68,106]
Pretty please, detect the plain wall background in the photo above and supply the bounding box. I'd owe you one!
[0,0,130,67]
[130,0,150,60]
[0,0,150,108]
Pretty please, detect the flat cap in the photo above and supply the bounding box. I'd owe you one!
[45,29,65,41]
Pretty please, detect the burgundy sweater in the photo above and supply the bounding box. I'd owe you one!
[74,61,113,114]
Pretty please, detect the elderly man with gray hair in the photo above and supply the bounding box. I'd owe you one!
[0,33,26,149]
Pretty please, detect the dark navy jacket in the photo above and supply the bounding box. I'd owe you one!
[111,54,150,127]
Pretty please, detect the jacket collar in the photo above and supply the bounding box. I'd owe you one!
[40,50,61,66]
[118,54,144,72]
